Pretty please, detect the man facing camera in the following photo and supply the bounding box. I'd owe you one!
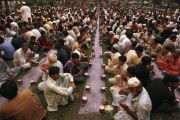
[13,43,39,70]
[44,66,77,111]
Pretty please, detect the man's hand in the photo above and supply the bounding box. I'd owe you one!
[29,52,35,58]
[16,61,20,66]
[71,82,76,90]
[121,74,127,81]
[119,89,128,95]
[79,70,83,75]
[37,41,40,46]
[117,64,121,69]
[88,56,92,59]
[119,101,129,111]
[106,53,111,59]
[83,62,89,64]
[148,65,154,71]
[40,64,49,71]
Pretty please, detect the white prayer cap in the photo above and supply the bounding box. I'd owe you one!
[109,31,115,35]
[143,27,148,30]
[107,26,111,28]
[152,20,156,23]
[22,2,26,4]
[114,35,119,40]
[10,31,16,37]
[113,44,119,51]
[48,54,57,62]
[128,77,140,88]
[119,25,123,28]
[173,29,178,33]
[125,26,130,29]
[143,24,146,26]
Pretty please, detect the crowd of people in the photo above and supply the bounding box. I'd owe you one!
[0,1,180,120]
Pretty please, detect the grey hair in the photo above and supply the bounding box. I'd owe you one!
[21,43,29,48]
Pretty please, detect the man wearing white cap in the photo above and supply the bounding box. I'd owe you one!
[113,77,152,120]
[19,2,31,22]
[106,31,115,50]
[38,53,63,91]
[105,44,121,74]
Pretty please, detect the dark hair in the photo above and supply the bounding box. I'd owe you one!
[81,44,87,50]
[126,32,133,39]
[30,36,36,40]
[148,29,152,34]
[49,66,60,77]
[170,35,177,40]
[6,24,10,28]
[50,29,53,33]
[55,43,60,49]
[58,39,64,46]
[0,81,18,99]
[40,31,45,35]
[63,31,68,36]
[72,53,79,59]
[127,67,136,76]
[80,28,85,33]
[132,41,137,47]
[0,36,4,44]
[135,45,143,52]
[77,36,82,41]
[154,38,159,43]
[68,24,73,30]
[162,74,179,85]
[119,55,127,62]
[164,46,171,51]
[142,56,152,65]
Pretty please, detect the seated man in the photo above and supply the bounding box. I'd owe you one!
[0,36,15,60]
[112,55,128,75]
[44,66,76,111]
[0,81,47,120]
[136,56,153,87]
[113,77,152,120]
[29,36,45,54]
[150,38,163,57]
[38,53,63,91]
[38,31,53,50]
[0,53,21,86]
[105,44,121,74]
[109,67,136,111]
[54,43,68,66]
[11,33,26,50]
[64,53,87,83]
[13,43,39,70]
[73,44,91,63]
[72,36,83,53]
[160,49,180,76]
[156,46,171,61]
[125,45,143,67]
[146,74,179,113]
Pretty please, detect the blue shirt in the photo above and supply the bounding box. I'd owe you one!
[0,42,15,59]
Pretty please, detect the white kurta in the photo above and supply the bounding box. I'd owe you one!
[20,6,31,22]
[13,48,39,69]
[114,88,152,120]
[44,74,73,111]
[38,60,64,91]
